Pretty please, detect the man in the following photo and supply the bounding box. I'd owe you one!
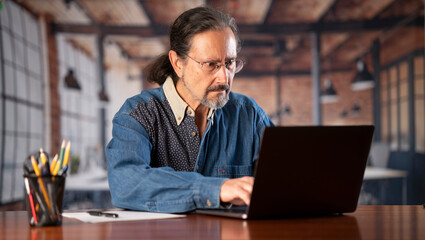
[106,7,274,213]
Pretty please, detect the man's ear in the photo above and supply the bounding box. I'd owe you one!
[169,50,184,78]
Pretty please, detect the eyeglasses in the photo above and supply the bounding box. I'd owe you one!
[184,54,244,74]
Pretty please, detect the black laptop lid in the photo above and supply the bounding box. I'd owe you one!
[247,125,374,219]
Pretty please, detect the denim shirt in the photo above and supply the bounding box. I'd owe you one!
[106,78,274,213]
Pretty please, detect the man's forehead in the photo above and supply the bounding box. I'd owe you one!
[188,28,237,57]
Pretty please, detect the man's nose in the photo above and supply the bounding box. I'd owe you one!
[214,64,229,84]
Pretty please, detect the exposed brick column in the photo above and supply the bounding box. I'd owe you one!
[44,14,61,155]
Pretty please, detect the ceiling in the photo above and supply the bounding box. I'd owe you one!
[19,0,425,79]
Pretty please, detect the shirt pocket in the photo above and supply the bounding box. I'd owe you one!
[216,165,253,178]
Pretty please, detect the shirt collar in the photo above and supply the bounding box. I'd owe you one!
[163,77,215,125]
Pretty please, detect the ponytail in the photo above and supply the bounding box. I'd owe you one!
[144,53,178,85]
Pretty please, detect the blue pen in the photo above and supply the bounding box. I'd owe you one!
[61,165,69,175]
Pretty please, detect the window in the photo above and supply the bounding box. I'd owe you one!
[399,62,409,151]
[57,35,101,173]
[414,56,425,153]
[380,71,389,143]
[0,0,44,204]
[389,66,399,150]
[381,51,425,154]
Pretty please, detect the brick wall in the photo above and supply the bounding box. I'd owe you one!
[280,75,313,125]
[232,75,277,115]
[232,72,373,126]
[321,71,373,125]
[380,27,424,66]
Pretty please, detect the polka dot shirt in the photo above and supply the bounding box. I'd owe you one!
[129,95,202,172]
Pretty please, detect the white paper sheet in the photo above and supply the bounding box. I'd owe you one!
[62,210,186,223]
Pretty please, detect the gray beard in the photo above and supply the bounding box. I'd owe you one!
[182,76,230,109]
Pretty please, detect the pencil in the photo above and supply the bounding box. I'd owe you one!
[53,140,66,175]
[50,154,58,174]
[53,156,61,176]
[30,155,41,176]
[24,178,38,224]
[39,148,49,175]
[57,140,66,171]
[31,156,53,217]
[39,148,47,165]
[62,141,71,169]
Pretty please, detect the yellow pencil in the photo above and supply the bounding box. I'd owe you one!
[39,148,49,175]
[39,148,47,166]
[53,156,61,176]
[31,156,53,216]
[62,141,71,168]
[50,154,58,174]
[30,155,41,176]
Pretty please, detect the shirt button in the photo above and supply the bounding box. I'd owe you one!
[187,109,192,115]
[177,116,182,121]
[206,200,212,207]
[191,131,196,137]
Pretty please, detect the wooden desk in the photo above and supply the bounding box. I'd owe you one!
[1,206,424,240]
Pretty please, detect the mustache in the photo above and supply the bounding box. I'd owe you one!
[206,84,230,93]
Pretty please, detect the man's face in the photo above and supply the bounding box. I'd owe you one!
[176,27,238,109]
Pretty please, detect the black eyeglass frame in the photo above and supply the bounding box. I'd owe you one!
[183,54,245,74]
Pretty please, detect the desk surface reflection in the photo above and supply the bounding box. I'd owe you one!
[0,205,423,240]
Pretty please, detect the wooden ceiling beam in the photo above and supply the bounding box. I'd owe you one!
[262,0,278,24]
[240,16,424,34]
[51,23,156,36]
[51,23,100,35]
[52,15,422,36]
[101,24,158,36]
[317,0,338,23]
[137,0,164,35]
[74,0,97,23]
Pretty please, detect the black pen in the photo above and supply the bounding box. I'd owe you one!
[87,211,119,218]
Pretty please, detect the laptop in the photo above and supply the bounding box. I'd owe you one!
[196,125,374,219]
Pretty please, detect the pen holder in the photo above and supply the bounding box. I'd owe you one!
[24,175,66,227]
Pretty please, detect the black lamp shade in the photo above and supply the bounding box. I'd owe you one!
[321,79,338,103]
[351,61,374,91]
[64,69,81,90]
[99,90,109,102]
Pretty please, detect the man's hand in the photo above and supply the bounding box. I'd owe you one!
[219,176,254,206]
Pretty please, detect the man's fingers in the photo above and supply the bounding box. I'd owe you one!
[239,177,254,198]
[241,177,254,193]
[219,176,255,205]
[240,176,254,183]
[238,187,251,205]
